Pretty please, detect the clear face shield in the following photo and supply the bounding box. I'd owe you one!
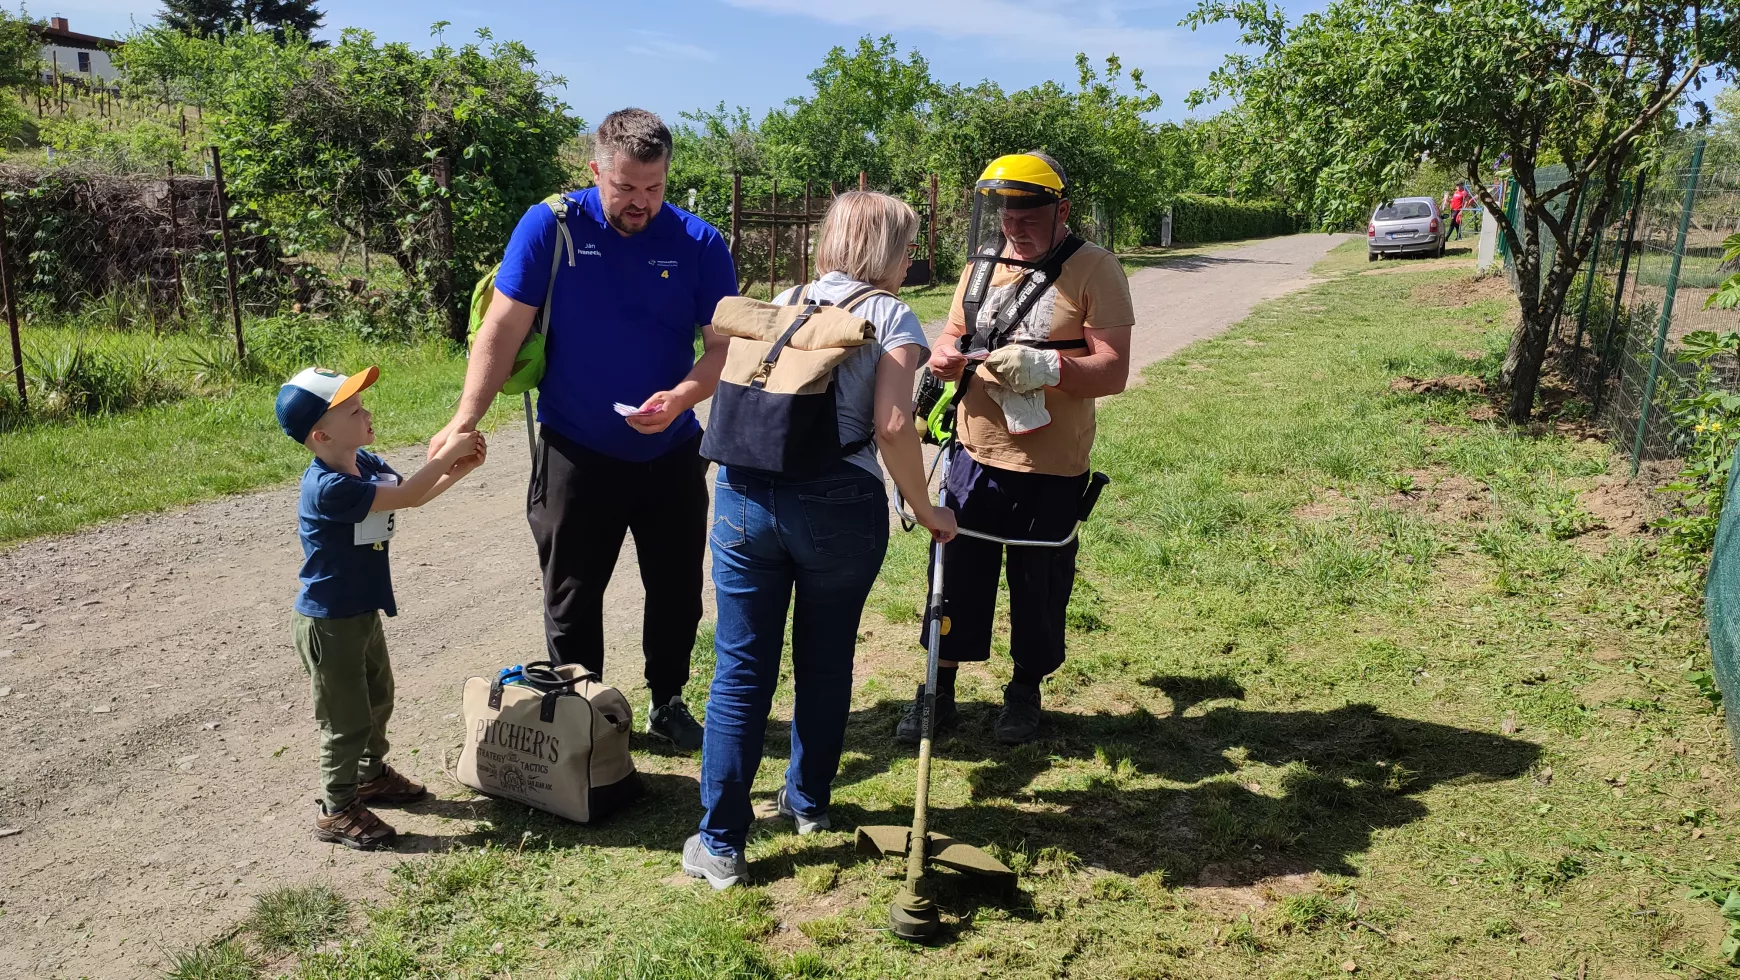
[966,184,1066,271]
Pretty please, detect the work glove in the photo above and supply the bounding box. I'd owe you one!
[982,345,1061,394]
[986,385,1051,435]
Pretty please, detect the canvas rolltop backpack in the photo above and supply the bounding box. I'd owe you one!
[700,284,887,477]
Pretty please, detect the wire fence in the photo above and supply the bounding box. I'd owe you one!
[0,148,464,416]
[1539,130,1740,471]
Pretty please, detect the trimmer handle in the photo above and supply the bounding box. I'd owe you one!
[1078,472,1111,522]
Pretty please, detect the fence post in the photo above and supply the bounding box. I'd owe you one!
[768,178,779,300]
[1631,137,1705,478]
[0,190,25,408]
[209,146,245,361]
[859,171,867,192]
[1595,172,1648,414]
[1570,177,1635,375]
[928,173,938,286]
[165,161,183,323]
[730,173,741,262]
[801,181,811,284]
[431,155,463,343]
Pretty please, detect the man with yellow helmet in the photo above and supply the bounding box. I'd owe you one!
[896,151,1135,746]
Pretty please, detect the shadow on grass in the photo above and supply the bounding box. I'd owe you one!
[823,677,1539,890]
[1125,252,1294,274]
[402,673,1536,940]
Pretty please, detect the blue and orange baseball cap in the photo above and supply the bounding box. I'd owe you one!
[275,365,379,443]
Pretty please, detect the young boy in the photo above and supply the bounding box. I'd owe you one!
[276,365,486,850]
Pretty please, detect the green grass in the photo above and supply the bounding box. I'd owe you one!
[174,237,1737,977]
[244,884,350,955]
[0,320,516,543]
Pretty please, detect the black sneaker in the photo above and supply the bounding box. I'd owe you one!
[647,696,705,752]
[995,682,1043,745]
[894,685,957,745]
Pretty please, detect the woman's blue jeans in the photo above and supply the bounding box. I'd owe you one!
[698,459,889,857]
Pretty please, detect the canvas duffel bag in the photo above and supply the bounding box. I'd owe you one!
[458,662,642,823]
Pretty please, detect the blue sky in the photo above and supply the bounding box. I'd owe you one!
[44,0,1273,128]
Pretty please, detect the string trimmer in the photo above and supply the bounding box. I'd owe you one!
[857,406,1110,941]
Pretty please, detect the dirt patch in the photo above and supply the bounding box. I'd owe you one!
[1411,275,1514,308]
[1389,374,1488,396]
[1401,471,1492,523]
[1189,866,1318,915]
[1294,471,1493,526]
[1292,489,1352,522]
[1578,477,1665,538]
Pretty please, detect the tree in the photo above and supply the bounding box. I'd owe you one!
[122,23,575,329]
[159,0,324,44]
[760,35,935,188]
[925,55,1185,245]
[1189,0,1736,421]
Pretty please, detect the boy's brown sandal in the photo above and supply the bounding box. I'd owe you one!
[314,800,397,851]
[357,764,428,806]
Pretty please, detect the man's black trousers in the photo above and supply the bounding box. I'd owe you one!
[527,425,707,703]
[922,449,1088,680]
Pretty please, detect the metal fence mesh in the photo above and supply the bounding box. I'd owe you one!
[1542,131,1740,467]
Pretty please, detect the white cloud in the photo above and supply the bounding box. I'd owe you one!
[626,30,720,63]
[716,0,1216,69]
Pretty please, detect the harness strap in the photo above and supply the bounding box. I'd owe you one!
[960,234,1087,353]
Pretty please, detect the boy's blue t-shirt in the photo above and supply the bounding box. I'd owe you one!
[294,451,402,619]
[493,187,739,462]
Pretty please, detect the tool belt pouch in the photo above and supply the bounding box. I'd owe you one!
[458,661,642,824]
[700,285,884,477]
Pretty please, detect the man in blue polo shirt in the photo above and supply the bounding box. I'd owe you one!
[431,108,737,751]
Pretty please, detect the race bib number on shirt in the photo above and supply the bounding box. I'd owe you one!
[354,474,401,546]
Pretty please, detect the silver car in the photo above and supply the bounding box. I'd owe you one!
[1367,197,1446,260]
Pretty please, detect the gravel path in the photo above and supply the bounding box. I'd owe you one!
[0,232,1345,979]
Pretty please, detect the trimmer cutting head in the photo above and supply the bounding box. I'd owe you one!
[858,826,1017,940]
[855,827,1017,881]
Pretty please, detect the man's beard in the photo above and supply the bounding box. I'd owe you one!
[604,203,656,236]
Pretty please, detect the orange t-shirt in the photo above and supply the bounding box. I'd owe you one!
[946,241,1135,476]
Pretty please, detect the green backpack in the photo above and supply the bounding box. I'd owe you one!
[469,193,575,396]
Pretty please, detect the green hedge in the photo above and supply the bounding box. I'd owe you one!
[1143,194,1300,245]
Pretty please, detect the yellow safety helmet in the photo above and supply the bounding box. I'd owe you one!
[975,153,1066,209]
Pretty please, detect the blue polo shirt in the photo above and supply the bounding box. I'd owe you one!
[494,188,739,462]
[294,451,401,620]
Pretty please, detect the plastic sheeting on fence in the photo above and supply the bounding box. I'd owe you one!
[1705,440,1740,760]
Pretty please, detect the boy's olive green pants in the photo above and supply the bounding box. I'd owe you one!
[292,611,394,811]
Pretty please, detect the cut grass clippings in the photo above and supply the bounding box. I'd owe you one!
[178,239,1740,978]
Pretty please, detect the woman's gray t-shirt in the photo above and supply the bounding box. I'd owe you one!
[772,271,929,480]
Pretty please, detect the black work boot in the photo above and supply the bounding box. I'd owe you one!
[894,684,957,745]
[995,682,1044,745]
[647,696,705,752]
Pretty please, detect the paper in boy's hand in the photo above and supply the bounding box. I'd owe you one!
[613,402,657,417]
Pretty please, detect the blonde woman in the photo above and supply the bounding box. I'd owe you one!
[684,191,957,889]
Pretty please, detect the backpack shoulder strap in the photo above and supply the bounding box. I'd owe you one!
[532,194,575,339]
[784,284,808,306]
[836,285,892,313]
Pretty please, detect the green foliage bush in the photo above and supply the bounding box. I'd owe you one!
[1147,194,1299,245]
[1656,329,1740,557]
[118,24,575,328]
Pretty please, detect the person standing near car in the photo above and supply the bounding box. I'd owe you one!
[892,151,1134,747]
[1447,183,1468,240]
[430,108,737,752]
